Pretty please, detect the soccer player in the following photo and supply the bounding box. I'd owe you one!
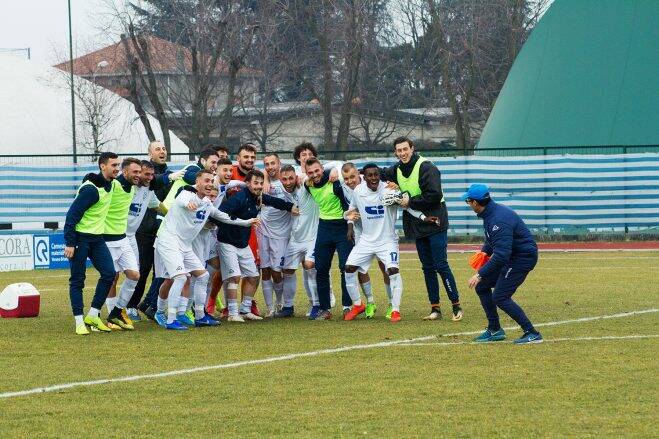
[205,158,245,315]
[343,164,405,322]
[64,152,119,335]
[259,153,294,317]
[122,160,166,321]
[463,184,543,344]
[305,158,352,320]
[341,162,386,318]
[102,158,142,330]
[134,141,182,319]
[154,170,257,330]
[162,148,219,210]
[218,170,297,322]
[381,137,463,321]
[228,143,262,316]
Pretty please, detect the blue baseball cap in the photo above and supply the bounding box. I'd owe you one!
[461,183,490,201]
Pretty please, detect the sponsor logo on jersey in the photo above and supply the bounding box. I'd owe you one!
[365,205,385,215]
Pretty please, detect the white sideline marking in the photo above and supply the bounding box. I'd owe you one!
[0,308,657,400]
[398,334,659,347]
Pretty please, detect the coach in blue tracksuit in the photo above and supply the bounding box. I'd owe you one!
[463,184,543,344]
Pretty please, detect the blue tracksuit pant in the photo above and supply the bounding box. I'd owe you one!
[314,220,353,311]
[415,231,460,306]
[68,233,116,316]
[475,258,537,333]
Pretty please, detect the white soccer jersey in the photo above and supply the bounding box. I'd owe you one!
[213,179,245,208]
[258,179,293,239]
[341,182,363,236]
[348,181,398,246]
[126,186,160,236]
[158,188,250,250]
[290,183,319,243]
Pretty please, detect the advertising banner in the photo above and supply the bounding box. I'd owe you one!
[0,234,35,272]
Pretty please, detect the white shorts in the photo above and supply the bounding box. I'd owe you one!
[346,241,399,274]
[257,232,289,271]
[218,242,259,279]
[154,237,205,279]
[106,237,139,272]
[191,229,213,264]
[281,239,316,270]
[126,234,139,265]
[353,225,362,246]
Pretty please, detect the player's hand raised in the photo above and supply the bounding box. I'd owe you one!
[329,168,339,182]
[168,169,184,182]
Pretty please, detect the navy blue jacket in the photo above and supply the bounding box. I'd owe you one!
[64,172,113,246]
[218,188,294,248]
[477,200,538,278]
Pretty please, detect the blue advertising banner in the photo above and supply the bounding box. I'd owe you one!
[33,233,88,269]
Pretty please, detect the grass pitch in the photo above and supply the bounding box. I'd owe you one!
[1,251,658,437]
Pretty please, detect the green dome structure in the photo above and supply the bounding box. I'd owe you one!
[477,0,659,155]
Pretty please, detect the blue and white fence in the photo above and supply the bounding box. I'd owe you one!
[1,153,658,235]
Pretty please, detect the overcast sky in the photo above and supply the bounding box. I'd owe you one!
[0,0,119,65]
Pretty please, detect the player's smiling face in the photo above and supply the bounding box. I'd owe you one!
[280,170,297,192]
[124,163,141,185]
[364,167,380,191]
[342,167,360,190]
[196,173,215,197]
[237,149,255,171]
[202,154,219,173]
[306,163,323,185]
[247,177,264,197]
[263,155,280,179]
[139,165,154,187]
[101,158,121,180]
[395,141,414,164]
[217,164,232,184]
[298,149,315,166]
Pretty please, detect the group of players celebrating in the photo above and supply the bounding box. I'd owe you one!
[64,136,543,344]
[65,139,431,334]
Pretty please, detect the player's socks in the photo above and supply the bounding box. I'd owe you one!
[389,273,403,312]
[240,297,253,314]
[227,299,239,316]
[193,272,210,320]
[157,296,167,313]
[116,278,138,310]
[262,279,274,312]
[282,273,297,308]
[104,297,117,314]
[87,307,101,318]
[177,296,189,315]
[273,280,284,309]
[344,271,362,306]
[361,281,374,304]
[384,283,392,302]
[167,276,187,324]
[304,268,319,306]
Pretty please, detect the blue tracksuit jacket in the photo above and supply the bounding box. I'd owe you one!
[477,201,538,279]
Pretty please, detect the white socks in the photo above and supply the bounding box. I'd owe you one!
[273,280,283,307]
[104,296,117,313]
[157,296,167,313]
[360,280,374,304]
[262,279,274,311]
[167,276,187,324]
[228,299,239,316]
[282,273,297,307]
[240,296,253,314]
[87,307,100,318]
[344,271,362,306]
[193,272,210,319]
[116,278,138,309]
[74,315,84,326]
[304,268,319,306]
[389,273,403,312]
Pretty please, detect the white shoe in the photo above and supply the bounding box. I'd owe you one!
[241,312,263,321]
[422,309,442,320]
[265,309,275,318]
[227,314,245,323]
